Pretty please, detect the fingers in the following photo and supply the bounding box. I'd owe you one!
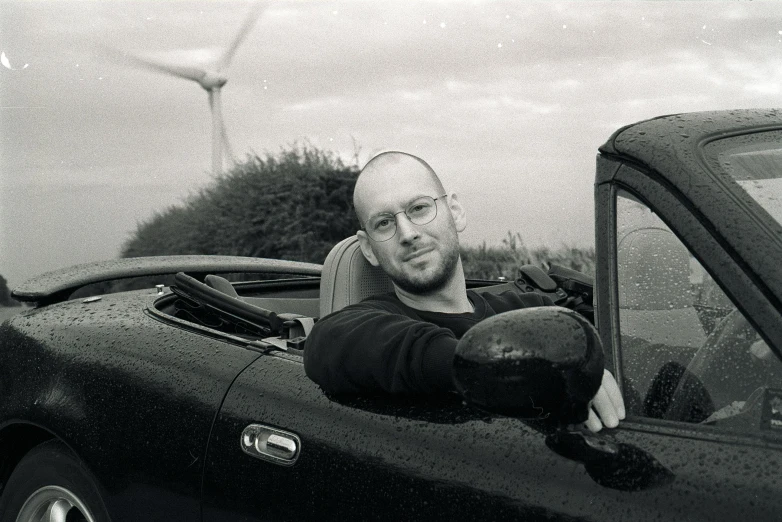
[583,370,627,433]
[601,369,626,420]
[584,406,603,433]
[591,384,619,429]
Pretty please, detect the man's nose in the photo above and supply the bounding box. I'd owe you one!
[395,213,421,243]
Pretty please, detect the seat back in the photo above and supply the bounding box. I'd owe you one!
[615,211,707,400]
[616,221,705,347]
[320,236,394,317]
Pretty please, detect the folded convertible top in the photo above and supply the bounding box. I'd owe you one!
[13,255,322,304]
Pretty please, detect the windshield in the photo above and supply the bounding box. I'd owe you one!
[717,135,782,228]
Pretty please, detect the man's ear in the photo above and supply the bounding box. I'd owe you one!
[356,231,380,267]
[447,193,467,233]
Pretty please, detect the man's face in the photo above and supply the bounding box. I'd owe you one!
[354,157,464,295]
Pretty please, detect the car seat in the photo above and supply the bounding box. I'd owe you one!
[617,208,706,403]
[617,220,704,346]
[320,236,394,317]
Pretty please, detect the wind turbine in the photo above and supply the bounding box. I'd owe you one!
[110,2,265,175]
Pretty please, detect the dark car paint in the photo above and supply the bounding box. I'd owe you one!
[0,292,261,521]
[200,353,782,521]
[204,357,583,521]
[203,353,594,521]
[1,109,781,520]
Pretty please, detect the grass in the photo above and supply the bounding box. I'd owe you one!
[461,232,595,280]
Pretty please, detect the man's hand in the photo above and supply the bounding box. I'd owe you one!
[584,369,626,432]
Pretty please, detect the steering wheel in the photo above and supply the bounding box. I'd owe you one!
[665,308,780,425]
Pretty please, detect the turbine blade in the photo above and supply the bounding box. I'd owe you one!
[126,54,207,83]
[217,1,266,70]
[102,46,207,83]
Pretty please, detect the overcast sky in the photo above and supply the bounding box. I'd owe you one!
[1,1,781,288]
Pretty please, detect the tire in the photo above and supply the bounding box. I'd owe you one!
[0,440,110,522]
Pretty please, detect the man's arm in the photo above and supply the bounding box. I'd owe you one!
[306,297,627,430]
[304,300,458,395]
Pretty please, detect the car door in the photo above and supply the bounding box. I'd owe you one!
[201,351,599,521]
[201,336,778,521]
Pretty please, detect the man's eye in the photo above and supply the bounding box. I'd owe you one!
[409,204,429,215]
[373,218,393,230]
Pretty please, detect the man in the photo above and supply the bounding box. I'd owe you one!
[304,151,625,432]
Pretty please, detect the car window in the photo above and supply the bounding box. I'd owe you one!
[615,189,782,434]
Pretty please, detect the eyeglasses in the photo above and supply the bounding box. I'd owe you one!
[363,194,448,242]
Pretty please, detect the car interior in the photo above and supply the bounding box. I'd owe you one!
[153,235,567,355]
[152,236,382,353]
[616,194,782,431]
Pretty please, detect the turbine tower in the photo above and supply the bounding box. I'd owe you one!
[112,2,265,175]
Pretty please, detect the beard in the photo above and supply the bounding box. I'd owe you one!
[385,241,461,295]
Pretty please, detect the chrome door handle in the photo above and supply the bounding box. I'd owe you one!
[241,424,301,466]
[266,434,297,458]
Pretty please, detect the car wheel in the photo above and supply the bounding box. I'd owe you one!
[0,440,110,522]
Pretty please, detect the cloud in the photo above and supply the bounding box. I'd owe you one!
[550,78,581,90]
[283,96,350,112]
[395,89,433,102]
[744,82,781,96]
[3,0,782,288]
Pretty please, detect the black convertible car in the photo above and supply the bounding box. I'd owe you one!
[1,109,781,521]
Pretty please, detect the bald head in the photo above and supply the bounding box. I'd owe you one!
[351,151,468,307]
[354,152,446,224]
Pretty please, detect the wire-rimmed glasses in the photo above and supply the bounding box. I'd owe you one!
[362,194,448,242]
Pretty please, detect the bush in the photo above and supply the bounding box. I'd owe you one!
[121,144,360,264]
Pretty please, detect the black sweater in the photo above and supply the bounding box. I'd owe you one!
[303,289,554,395]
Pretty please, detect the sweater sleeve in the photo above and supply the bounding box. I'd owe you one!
[303,300,458,395]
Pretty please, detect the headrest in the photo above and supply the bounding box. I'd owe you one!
[617,227,691,310]
[320,236,394,317]
[616,223,705,347]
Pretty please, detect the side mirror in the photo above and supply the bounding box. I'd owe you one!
[453,307,604,425]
